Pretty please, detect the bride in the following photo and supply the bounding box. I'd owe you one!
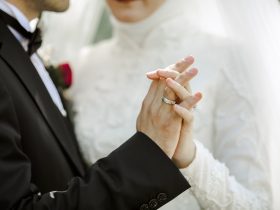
[70,0,278,209]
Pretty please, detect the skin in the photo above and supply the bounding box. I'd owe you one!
[7,0,69,20]
[105,0,200,166]
[106,0,165,23]
[142,57,202,168]
[6,0,200,168]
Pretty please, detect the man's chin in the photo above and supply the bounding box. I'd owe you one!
[54,6,69,13]
[54,4,70,12]
[44,7,68,14]
[44,1,70,13]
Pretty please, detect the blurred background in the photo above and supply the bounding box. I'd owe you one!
[41,0,106,63]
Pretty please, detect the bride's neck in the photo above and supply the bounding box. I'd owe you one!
[112,1,185,46]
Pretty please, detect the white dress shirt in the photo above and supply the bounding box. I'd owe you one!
[0,0,67,116]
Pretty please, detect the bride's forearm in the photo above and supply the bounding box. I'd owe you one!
[180,141,271,210]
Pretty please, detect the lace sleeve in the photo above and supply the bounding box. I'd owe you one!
[181,70,271,209]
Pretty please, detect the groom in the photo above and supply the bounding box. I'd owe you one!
[0,0,197,209]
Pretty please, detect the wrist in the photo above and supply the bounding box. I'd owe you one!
[140,131,176,159]
[173,140,196,169]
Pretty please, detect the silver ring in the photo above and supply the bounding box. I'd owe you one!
[162,96,176,105]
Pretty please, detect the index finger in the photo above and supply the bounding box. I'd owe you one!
[146,56,194,80]
[163,68,198,101]
[167,56,195,74]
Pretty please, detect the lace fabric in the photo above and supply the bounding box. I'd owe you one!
[181,141,270,210]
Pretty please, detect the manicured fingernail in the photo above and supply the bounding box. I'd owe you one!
[146,70,158,76]
[189,68,198,74]
[184,56,194,63]
[194,92,202,100]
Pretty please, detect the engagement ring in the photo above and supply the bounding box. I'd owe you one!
[162,96,176,105]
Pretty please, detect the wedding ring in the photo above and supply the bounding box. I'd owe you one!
[162,96,176,105]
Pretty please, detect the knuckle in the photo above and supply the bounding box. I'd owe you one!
[164,90,176,100]
[182,94,191,102]
[175,60,184,69]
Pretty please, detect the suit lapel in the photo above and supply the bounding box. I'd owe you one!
[0,19,85,175]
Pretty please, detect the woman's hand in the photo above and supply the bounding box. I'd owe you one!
[167,79,202,168]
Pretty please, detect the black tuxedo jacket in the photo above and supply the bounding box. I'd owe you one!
[0,18,189,210]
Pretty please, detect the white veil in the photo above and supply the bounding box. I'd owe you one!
[190,0,280,209]
[216,1,280,209]
[40,0,105,63]
[189,0,280,208]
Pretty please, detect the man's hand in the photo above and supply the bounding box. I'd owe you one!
[137,57,200,160]
[144,56,202,168]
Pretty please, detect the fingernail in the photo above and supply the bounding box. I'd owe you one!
[194,92,202,99]
[146,71,156,76]
[184,56,194,63]
[188,68,198,75]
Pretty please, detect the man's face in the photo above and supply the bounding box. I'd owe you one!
[106,0,165,23]
[32,0,70,13]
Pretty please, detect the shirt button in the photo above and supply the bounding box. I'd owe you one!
[149,199,158,209]
[140,203,149,210]
[157,193,168,203]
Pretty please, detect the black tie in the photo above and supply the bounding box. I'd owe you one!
[0,9,42,56]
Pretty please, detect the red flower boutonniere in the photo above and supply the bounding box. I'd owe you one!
[59,63,73,88]
[38,46,73,90]
[46,63,73,90]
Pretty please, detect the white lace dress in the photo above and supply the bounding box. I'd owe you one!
[70,2,271,209]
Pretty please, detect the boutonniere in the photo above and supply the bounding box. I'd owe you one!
[45,63,73,90]
[38,46,73,90]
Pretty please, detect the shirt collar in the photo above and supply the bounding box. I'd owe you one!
[0,0,39,46]
[0,0,33,31]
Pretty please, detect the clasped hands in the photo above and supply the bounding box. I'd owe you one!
[137,56,202,169]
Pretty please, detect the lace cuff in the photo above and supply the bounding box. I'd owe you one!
[180,141,232,207]
[180,141,270,209]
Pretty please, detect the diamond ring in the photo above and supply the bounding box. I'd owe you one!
[162,96,176,105]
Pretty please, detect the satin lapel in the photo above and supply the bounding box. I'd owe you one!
[0,20,84,175]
